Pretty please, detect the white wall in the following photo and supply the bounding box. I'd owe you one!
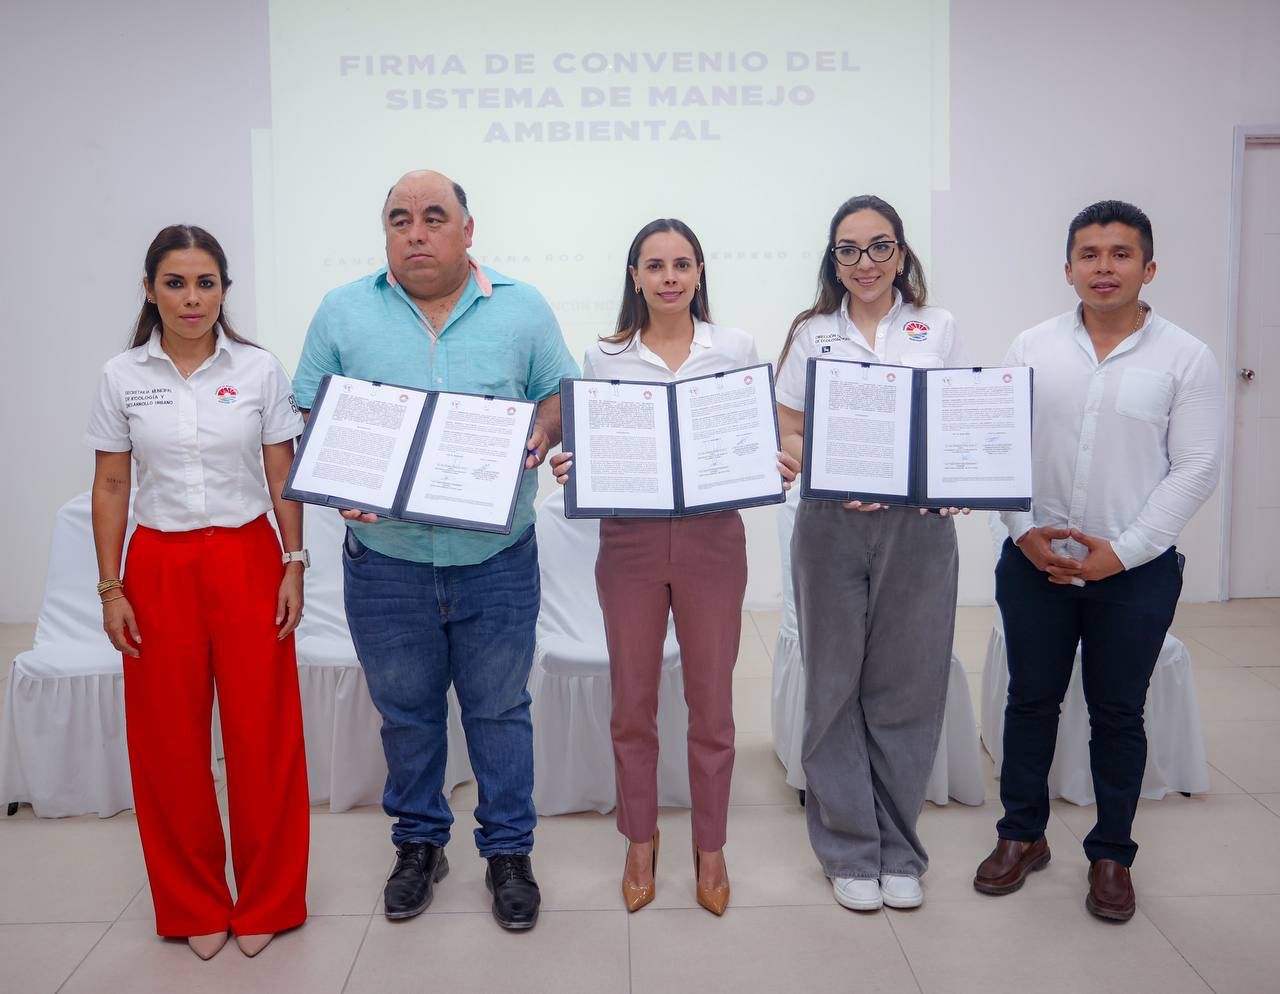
[3,0,1278,620]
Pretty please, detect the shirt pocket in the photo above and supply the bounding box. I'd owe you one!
[901,352,942,369]
[1114,368,1173,425]
[463,334,522,398]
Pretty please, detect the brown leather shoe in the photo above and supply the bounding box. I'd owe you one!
[1086,859,1135,922]
[973,837,1051,895]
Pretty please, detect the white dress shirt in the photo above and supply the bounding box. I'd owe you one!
[582,320,759,383]
[999,305,1223,570]
[86,330,304,531]
[775,291,970,410]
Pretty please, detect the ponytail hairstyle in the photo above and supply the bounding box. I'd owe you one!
[128,225,257,349]
[777,195,927,368]
[599,218,712,351]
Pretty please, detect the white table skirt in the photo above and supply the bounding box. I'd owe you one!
[0,494,472,818]
[980,625,1209,804]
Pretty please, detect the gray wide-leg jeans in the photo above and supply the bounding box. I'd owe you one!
[792,500,958,879]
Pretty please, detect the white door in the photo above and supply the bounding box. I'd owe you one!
[1229,140,1280,597]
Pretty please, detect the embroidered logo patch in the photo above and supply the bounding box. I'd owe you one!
[904,321,929,342]
[216,385,238,404]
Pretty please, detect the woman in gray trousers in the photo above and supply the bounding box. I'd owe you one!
[774,195,970,912]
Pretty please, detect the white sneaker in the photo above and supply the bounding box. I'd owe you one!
[880,874,923,909]
[832,877,883,911]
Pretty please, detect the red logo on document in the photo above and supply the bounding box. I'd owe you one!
[885,372,897,382]
[904,321,929,342]
[743,374,753,385]
[506,406,516,415]
[1002,373,1013,383]
[215,385,238,404]
[643,390,652,400]
[399,393,409,402]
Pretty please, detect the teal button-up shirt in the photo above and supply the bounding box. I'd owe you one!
[293,260,579,566]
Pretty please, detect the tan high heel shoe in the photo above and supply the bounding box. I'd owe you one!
[187,931,229,960]
[622,829,660,912]
[693,842,730,916]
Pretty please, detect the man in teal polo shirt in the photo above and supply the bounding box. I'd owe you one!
[294,170,579,931]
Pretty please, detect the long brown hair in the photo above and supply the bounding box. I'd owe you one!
[777,195,927,368]
[128,225,257,349]
[600,218,712,351]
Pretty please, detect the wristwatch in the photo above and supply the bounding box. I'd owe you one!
[282,549,311,568]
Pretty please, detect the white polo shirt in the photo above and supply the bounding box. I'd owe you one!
[86,329,304,531]
[582,320,759,383]
[999,305,1223,570]
[775,291,969,410]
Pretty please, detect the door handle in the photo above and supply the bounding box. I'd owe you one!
[1240,368,1256,381]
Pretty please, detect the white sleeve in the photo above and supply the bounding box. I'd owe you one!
[745,336,761,367]
[84,367,131,452]
[581,349,595,379]
[1110,345,1224,569]
[774,324,812,410]
[261,355,305,445]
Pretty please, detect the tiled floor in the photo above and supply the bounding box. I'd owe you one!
[1,601,1278,994]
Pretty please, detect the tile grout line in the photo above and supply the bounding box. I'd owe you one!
[1139,907,1220,994]
[339,887,384,994]
[882,911,926,994]
[625,903,634,994]
[54,879,148,994]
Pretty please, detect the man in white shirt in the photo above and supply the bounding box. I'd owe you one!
[973,201,1223,922]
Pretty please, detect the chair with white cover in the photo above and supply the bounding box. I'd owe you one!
[0,493,221,818]
[770,488,987,805]
[529,486,691,815]
[0,492,472,819]
[294,507,472,812]
[979,513,1209,803]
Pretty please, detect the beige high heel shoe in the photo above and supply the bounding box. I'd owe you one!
[693,843,730,916]
[622,830,660,912]
[187,931,229,960]
[235,933,275,957]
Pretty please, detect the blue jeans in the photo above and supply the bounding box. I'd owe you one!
[342,526,540,855]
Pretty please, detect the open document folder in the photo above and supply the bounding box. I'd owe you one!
[800,358,1033,511]
[284,374,536,534]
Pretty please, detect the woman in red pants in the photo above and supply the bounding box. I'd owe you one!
[87,225,310,960]
[552,218,797,915]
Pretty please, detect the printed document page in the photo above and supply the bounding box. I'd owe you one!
[571,381,675,511]
[289,375,426,510]
[808,361,913,498]
[673,365,780,510]
[402,393,535,526]
[923,367,1032,501]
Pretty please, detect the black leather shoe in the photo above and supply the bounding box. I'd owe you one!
[485,854,541,930]
[384,842,449,920]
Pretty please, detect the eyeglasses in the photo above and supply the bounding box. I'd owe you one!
[831,241,901,266]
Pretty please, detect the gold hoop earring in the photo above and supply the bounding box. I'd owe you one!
[695,283,701,291]
[634,285,641,294]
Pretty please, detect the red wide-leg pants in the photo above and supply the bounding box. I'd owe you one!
[122,516,309,937]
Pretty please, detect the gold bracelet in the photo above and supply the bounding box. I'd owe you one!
[100,594,126,605]
[96,578,123,595]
